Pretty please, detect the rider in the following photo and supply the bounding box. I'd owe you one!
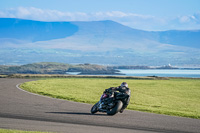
[105,82,131,113]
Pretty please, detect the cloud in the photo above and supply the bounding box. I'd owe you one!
[178,14,200,24]
[0,7,200,31]
[0,7,89,21]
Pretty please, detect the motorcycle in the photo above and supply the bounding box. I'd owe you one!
[91,90,128,115]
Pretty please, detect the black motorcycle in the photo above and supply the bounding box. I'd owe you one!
[91,90,128,115]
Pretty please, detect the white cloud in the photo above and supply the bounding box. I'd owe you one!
[179,16,191,23]
[0,7,200,31]
[0,7,82,21]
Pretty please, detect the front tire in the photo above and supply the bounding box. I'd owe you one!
[107,100,123,115]
[91,102,99,114]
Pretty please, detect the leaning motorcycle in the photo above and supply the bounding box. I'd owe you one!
[91,90,128,115]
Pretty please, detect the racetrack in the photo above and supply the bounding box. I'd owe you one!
[0,78,200,133]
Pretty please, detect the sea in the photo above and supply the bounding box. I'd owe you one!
[117,69,200,78]
[67,69,200,78]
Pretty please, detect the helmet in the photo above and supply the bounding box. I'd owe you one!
[121,82,128,88]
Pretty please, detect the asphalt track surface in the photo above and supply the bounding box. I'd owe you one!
[0,78,200,133]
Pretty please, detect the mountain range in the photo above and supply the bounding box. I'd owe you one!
[0,18,200,66]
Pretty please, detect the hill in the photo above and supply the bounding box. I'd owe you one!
[0,18,200,66]
[0,18,78,42]
[0,62,119,75]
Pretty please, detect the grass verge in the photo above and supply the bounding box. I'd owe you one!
[20,78,200,119]
[0,128,51,133]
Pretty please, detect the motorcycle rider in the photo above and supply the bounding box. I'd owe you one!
[104,82,131,113]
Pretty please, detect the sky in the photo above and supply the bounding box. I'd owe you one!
[0,0,200,31]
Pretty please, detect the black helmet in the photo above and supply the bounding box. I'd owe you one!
[121,82,128,88]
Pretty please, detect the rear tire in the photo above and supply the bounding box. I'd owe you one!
[107,100,123,115]
[91,102,99,114]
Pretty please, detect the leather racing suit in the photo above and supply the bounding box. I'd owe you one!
[106,86,131,112]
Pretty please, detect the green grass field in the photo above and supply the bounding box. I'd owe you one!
[20,78,200,119]
[0,128,51,133]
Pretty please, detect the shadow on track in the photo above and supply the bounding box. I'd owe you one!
[46,112,107,116]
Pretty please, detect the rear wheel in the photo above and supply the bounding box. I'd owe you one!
[107,100,123,115]
[91,102,99,114]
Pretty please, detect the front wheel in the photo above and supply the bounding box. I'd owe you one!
[91,102,99,114]
[107,100,123,115]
